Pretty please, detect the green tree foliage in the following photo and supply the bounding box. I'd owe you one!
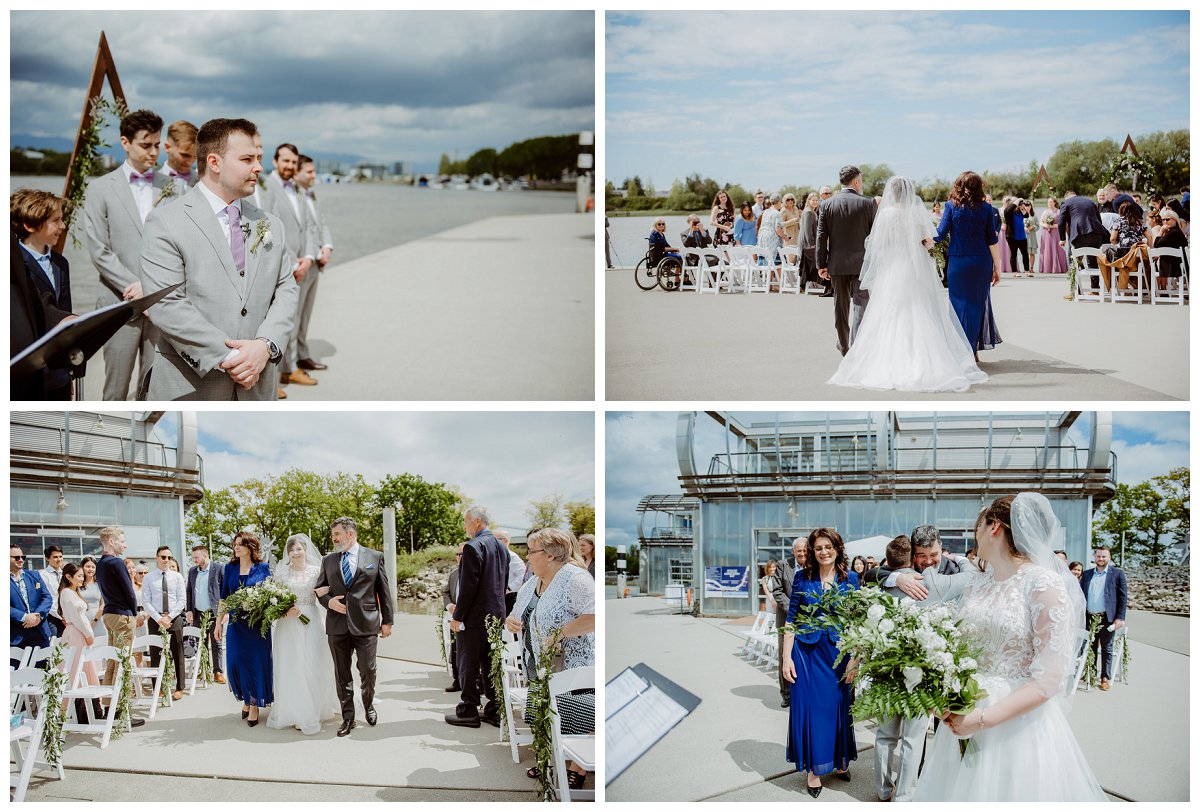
[184,488,247,561]
[11,147,72,176]
[1047,138,1120,195]
[565,500,596,536]
[1152,467,1189,537]
[623,176,645,196]
[466,147,498,178]
[1134,130,1190,194]
[604,544,639,577]
[527,494,566,530]
[374,473,470,551]
[1092,470,1189,566]
[857,163,895,197]
[495,134,579,180]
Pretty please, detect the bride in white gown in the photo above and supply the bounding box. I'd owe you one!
[827,176,987,392]
[913,493,1107,801]
[268,534,338,734]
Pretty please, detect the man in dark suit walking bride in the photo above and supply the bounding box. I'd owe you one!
[816,165,878,355]
[315,516,394,737]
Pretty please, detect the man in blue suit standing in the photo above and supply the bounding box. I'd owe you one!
[10,543,52,666]
[1079,546,1127,691]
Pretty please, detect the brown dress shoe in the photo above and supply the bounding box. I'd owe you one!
[172,690,184,701]
[1099,679,1110,691]
[297,358,328,371]
[281,369,318,386]
[277,387,288,399]
[214,674,226,684]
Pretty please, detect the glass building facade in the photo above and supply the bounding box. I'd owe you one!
[638,412,1116,615]
[10,412,204,571]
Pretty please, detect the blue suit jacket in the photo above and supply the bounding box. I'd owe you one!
[10,570,53,648]
[1079,565,1127,623]
[786,570,859,644]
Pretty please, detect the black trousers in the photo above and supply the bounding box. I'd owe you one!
[48,615,66,638]
[192,609,224,674]
[831,274,869,356]
[455,624,497,718]
[1007,237,1029,274]
[1088,612,1115,681]
[148,615,187,693]
[328,632,377,721]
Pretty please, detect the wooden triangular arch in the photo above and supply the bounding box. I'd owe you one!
[1120,134,1139,157]
[56,31,127,253]
[1031,164,1053,195]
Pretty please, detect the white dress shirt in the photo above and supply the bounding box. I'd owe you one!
[506,549,526,592]
[38,566,63,618]
[120,160,156,223]
[141,567,187,623]
[197,179,243,247]
[19,242,57,293]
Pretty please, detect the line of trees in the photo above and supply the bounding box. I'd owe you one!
[526,494,596,538]
[11,147,72,176]
[438,133,582,181]
[604,544,640,576]
[607,129,1189,211]
[1091,467,1189,566]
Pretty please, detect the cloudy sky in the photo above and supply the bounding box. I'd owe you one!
[605,411,1189,548]
[11,11,594,169]
[150,411,594,534]
[606,10,1189,190]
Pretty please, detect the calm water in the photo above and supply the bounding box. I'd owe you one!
[13,175,573,310]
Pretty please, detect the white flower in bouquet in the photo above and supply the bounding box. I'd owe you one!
[902,666,924,692]
[878,617,895,635]
[866,603,886,625]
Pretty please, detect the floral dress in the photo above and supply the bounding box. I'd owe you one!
[713,206,735,245]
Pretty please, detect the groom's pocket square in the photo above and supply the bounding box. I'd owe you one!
[365,563,375,570]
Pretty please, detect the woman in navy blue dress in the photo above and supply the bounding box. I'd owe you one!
[936,171,1003,362]
[216,530,273,726]
[781,528,859,797]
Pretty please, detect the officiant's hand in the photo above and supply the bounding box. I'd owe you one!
[896,572,928,601]
[221,338,270,389]
[328,595,348,614]
[380,624,392,639]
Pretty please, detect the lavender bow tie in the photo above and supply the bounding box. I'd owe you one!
[169,170,192,181]
[129,171,154,184]
[283,180,295,191]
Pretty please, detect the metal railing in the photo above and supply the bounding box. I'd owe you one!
[707,445,1112,477]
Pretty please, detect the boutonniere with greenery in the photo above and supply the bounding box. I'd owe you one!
[154,181,180,207]
[257,174,266,189]
[249,219,273,254]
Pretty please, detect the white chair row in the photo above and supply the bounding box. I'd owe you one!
[676,246,808,295]
[1073,246,1189,305]
[9,667,62,802]
[548,666,595,803]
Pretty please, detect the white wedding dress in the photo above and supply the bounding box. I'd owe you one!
[827,176,987,392]
[913,563,1107,801]
[268,562,339,734]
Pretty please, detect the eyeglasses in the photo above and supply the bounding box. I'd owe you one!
[11,554,25,561]
[158,554,171,560]
[527,547,546,557]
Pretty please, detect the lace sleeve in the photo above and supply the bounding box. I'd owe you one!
[1026,569,1074,699]
[564,566,595,616]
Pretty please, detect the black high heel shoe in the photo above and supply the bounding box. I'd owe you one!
[247,710,259,727]
[241,707,250,719]
[835,769,851,781]
[806,775,822,798]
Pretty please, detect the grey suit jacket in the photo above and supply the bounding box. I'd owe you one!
[154,167,199,207]
[84,166,171,303]
[303,188,333,254]
[138,185,299,400]
[263,172,316,264]
[816,187,877,276]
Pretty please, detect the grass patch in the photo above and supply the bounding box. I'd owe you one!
[396,545,458,581]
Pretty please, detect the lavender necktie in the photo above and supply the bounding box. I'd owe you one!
[226,205,245,270]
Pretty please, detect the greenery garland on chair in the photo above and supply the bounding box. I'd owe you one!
[485,614,508,742]
[63,96,128,248]
[1119,630,1132,684]
[437,602,448,671]
[528,628,564,802]
[40,641,68,768]
[1104,153,1158,196]
[109,646,135,741]
[1080,614,1101,688]
[198,611,215,685]
[158,625,176,707]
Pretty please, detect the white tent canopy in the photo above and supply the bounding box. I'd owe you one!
[843,534,892,562]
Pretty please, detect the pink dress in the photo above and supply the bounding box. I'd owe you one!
[60,589,100,688]
[1038,211,1068,273]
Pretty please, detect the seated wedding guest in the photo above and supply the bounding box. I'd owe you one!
[1148,192,1166,216]
[58,563,100,691]
[508,528,595,790]
[10,543,52,667]
[734,203,757,246]
[1165,199,1189,235]
[1099,201,1147,292]
[682,215,714,270]
[1150,208,1188,289]
[80,557,105,637]
[782,528,858,797]
[38,545,66,637]
[142,546,187,700]
[647,218,680,267]
[578,534,596,579]
[1147,211,1163,242]
[11,189,73,399]
[186,544,225,685]
[493,529,527,615]
[441,543,465,693]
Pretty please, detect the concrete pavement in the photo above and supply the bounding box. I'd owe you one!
[23,611,543,802]
[606,272,1187,400]
[605,597,1187,802]
[76,212,594,401]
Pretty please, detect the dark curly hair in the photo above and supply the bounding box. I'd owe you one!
[949,170,986,209]
[803,527,849,582]
[231,530,264,564]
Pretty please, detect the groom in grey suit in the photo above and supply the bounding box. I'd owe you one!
[139,118,298,400]
[84,108,166,400]
[816,165,878,356]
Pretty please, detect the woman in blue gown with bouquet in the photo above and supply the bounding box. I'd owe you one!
[216,530,273,726]
[936,171,1003,362]
[781,528,859,797]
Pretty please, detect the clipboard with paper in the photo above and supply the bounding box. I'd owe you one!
[605,663,700,785]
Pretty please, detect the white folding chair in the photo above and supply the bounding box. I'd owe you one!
[737,612,768,656]
[1107,246,1147,304]
[9,666,65,801]
[724,246,752,293]
[1110,625,1129,683]
[25,644,55,671]
[778,246,802,293]
[751,615,778,665]
[182,626,205,694]
[62,645,126,749]
[677,249,701,292]
[548,666,595,802]
[748,247,773,293]
[9,647,32,671]
[130,635,168,718]
[1071,247,1106,302]
[1147,246,1189,305]
[697,248,727,293]
[501,640,534,762]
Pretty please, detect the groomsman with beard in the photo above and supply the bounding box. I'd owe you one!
[1079,546,1126,691]
[817,165,877,356]
[84,108,165,400]
[158,120,199,202]
[263,143,318,389]
[138,118,298,400]
[293,154,332,373]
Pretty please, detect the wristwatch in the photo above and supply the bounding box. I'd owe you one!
[256,336,282,363]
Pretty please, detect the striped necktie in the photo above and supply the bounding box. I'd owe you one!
[340,551,352,585]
